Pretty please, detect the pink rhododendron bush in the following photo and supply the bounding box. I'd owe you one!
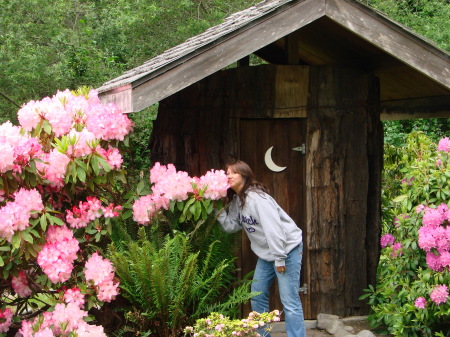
[0,87,237,337]
[0,88,132,336]
[362,133,450,336]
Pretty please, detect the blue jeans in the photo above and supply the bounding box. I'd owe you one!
[251,243,306,337]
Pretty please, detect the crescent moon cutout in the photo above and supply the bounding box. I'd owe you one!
[264,146,287,172]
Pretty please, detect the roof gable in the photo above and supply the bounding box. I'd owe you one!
[98,0,450,119]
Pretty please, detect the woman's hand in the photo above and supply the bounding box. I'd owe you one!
[276,266,286,273]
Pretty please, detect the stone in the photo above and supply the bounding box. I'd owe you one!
[356,330,376,337]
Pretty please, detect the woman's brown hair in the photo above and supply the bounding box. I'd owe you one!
[226,160,269,207]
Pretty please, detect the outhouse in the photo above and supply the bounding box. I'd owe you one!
[98,0,450,319]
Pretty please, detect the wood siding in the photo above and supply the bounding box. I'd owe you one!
[150,64,383,318]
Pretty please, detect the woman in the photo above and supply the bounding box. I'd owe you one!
[217,160,306,337]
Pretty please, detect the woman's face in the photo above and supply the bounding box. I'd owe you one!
[227,167,245,193]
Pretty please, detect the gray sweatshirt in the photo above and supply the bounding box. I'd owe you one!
[217,189,302,267]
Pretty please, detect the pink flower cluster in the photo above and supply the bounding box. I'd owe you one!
[0,89,132,188]
[0,308,13,333]
[0,122,42,174]
[64,287,85,308]
[417,285,450,309]
[19,303,107,337]
[0,188,44,242]
[84,252,119,302]
[66,196,121,229]
[380,233,403,258]
[195,169,229,200]
[133,163,229,225]
[36,149,71,187]
[37,226,80,283]
[417,204,450,271]
[414,296,427,309]
[380,233,395,248]
[430,284,449,306]
[11,270,32,297]
[437,137,450,153]
[18,89,133,141]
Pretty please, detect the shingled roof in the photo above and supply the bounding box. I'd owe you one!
[98,0,450,118]
[98,0,293,93]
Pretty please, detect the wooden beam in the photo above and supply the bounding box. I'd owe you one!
[254,44,288,64]
[237,56,250,67]
[381,96,450,120]
[98,84,133,113]
[326,0,450,90]
[286,33,300,65]
[130,0,326,111]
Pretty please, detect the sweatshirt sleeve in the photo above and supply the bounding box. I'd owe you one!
[216,198,242,233]
[253,194,288,267]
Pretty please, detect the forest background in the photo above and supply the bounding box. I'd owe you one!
[1,0,449,174]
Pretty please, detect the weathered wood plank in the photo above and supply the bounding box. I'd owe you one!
[381,96,450,120]
[305,66,381,316]
[326,0,450,89]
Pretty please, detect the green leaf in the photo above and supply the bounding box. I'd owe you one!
[96,156,111,172]
[194,201,202,221]
[22,231,34,243]
[12,233,21,250]
[75,159,88,171]
[42,120,52,134]
[46,214,65,227]
[0,255,4,267]
[40,214,48,231]
[122,209,133,220]
[77,166,86,182]
[91,156,100,175]
[137,180,145,195]
[392,194,408,203]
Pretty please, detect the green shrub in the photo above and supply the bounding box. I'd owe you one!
[361,133,450,336]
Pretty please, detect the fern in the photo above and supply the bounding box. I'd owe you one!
[108,224,254,337]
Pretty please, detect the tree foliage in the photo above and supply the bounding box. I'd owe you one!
[0,0,260,122]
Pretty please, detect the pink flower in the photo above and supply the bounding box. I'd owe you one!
[41,149,71,187]
[0,188,44,241]
[37,226,79,283]
[380,234,395,248]
[85,253,114,286]
[414,297,427,309]
[430,284,448,306]
[437,137,450,153]
[390,242,403,258]
[0,141,15,173]
[66,129,97,157]
[0,308,13,333]
[86,102,133,141]
[197,169,229,200]
[422,207,445,227]
[426,252,443,271]
[64,287,85,308]
[11,271,32,297]
[132,195,161,225]
[84,253,119,302]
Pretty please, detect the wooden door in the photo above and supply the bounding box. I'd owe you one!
[239,118,309,318]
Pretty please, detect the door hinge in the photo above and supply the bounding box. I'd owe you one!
[292,144,306,154]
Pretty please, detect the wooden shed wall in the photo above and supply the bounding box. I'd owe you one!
[150,64,383,318]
